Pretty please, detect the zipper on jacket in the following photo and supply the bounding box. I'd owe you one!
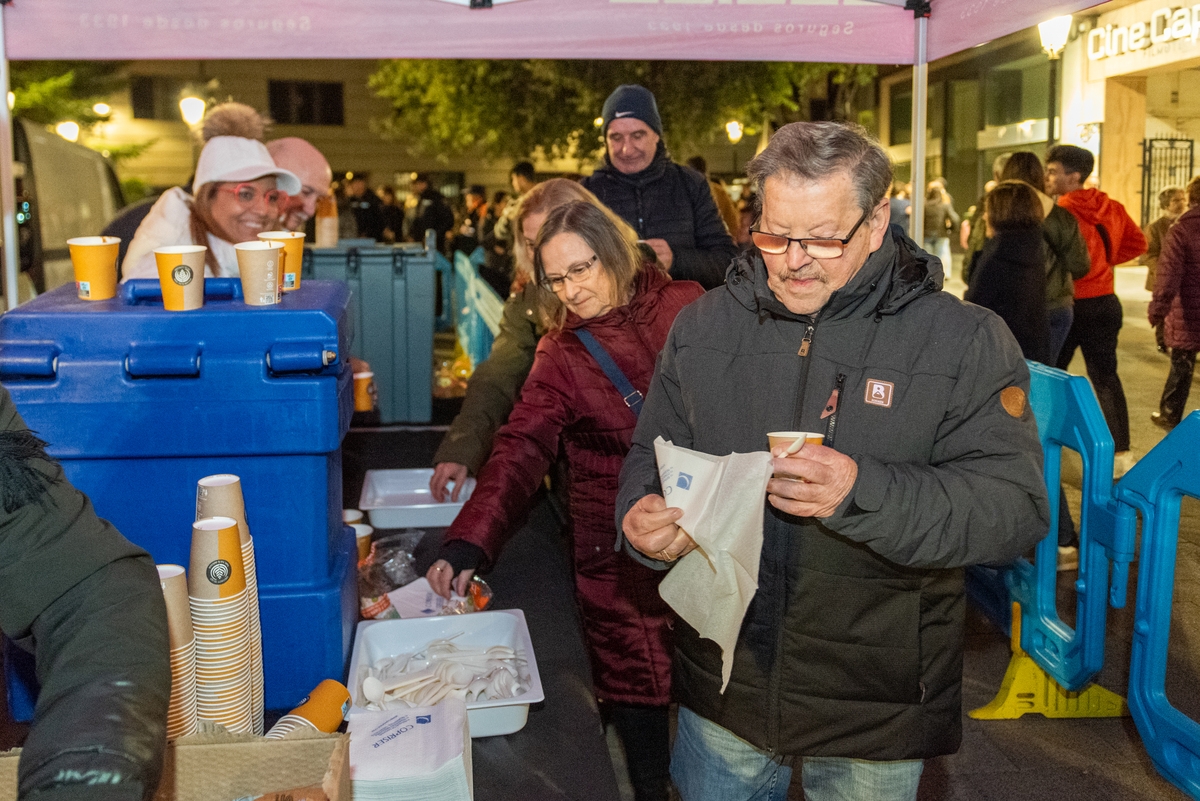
[822,373,846,448]
[797,325,814,356]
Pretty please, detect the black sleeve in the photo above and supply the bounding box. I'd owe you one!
[667,170,738,290]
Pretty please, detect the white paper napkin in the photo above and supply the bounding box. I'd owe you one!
[653,437,774,692]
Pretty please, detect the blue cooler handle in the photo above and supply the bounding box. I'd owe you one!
[122,278,244,304]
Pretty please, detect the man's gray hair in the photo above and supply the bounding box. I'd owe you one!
[746,122,893,215]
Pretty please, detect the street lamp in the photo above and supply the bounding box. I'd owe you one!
[55,121,80,142]
[92,102,110,116]
[179,96,206,127]
[726,120,743,144]
[1039,15,1071,146]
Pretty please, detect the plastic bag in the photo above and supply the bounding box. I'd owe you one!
[436,575,494,615]
[357,530,425,620]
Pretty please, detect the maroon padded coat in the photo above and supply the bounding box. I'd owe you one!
[444,266,705,705]
[1149,206,1200,352]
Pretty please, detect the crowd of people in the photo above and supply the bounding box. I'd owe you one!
[20,80,1192,801]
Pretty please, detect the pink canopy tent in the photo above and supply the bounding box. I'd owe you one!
[0,0,1102,303]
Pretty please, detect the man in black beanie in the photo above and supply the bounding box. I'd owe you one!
[581,84,737,290]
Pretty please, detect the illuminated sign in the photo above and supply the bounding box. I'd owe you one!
[1088,5,1200,60]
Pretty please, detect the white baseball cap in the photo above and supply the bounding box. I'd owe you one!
[194,136,301,195]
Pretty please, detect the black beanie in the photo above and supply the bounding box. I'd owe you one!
[601,85,663,137]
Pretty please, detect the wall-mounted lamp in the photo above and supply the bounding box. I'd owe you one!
[1039,15,1072,59]
[179,96,206,126]
[55,121,80,142]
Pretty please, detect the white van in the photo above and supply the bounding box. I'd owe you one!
[14,117,125,297]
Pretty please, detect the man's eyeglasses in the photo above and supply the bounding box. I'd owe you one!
[751,209,870,260]
[219,183,283,208]
[539,254,598,292]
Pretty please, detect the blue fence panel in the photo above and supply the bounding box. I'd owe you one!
[1114,410,1200,799]
[453,248,503,370]
[1002,363,1135,690]
[434,250,454,332]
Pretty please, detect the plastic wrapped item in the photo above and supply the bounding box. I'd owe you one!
[437,576,494,616]
[357,531,426,619]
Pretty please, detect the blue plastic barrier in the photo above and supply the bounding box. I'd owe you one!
[434,250,454,332]
[1114,410,1200,799]
[453,247,504,370]
[999,362,1137,691]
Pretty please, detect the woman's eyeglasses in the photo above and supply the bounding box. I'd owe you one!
[750,209,870,259]
[219,183,283,208]
[539,254,598,292]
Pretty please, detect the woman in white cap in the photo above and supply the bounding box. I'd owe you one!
[121,136,300,280]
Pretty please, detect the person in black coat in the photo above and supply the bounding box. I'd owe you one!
[964,180,1051,365]
[581,85,737,290]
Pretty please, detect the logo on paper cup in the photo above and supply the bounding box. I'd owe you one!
[206,559,232,585]
[676,473,693,491]
[77,281,91,297]
[172,264,194,285]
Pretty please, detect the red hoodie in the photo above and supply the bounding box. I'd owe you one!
[1057,188,1147,299]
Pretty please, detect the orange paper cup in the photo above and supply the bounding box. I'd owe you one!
[234,240,284,306]
[67,236,120,301]
[353,371,375,412]
[154,245,206,310]
[258,231,305,291]
[351,523,374,562]
[288,679,351,733]
[767,431,825,480]
[188,517,248,600]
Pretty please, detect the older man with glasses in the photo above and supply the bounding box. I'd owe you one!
[616,121,1050,801]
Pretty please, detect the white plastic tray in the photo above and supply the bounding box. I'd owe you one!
[358,468,476,529]
[346,609,543,738]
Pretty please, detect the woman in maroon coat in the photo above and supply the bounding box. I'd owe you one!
[1149,176,1200,429]
[426,200,705,800]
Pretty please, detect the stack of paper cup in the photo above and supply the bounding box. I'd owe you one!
[158,564,198,739]
[265,679,352,739]
[188,516,254,733]
[196,474,264,735]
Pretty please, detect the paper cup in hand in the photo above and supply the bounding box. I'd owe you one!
[188,517,247,600]
[258,231,305,291]
[67,236,120,301]
[234,240,284,306]
[154,245,206,310]
[767,431,824,480]
[351,523,374,562]
[288,679,351,733]
[353,371,376,412]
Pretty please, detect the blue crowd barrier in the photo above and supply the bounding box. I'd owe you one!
[1001,362,1136,691]
[1114,410,1200,799]
[434,250,454,332]
[453,247,503,370]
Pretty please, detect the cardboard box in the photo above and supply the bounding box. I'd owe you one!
[0,728,348,801]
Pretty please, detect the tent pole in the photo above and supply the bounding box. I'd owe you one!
[0,5,18,310]
[910,12,928,244]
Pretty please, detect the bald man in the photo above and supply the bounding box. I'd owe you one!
[267,137,333,232]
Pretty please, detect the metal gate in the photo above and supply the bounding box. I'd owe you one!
[1141,139,1194,227]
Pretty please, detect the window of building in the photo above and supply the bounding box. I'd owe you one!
[130,76,191,121]
[268,81,344,126]
[984,56,1050,128]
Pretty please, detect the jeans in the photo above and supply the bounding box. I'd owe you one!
[923,236,952,277]
[1047,305,1074,367]
[671,707,924,801]
[1056,294,1130,451]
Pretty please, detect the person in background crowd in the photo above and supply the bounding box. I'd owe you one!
[617,121,1048,801]
[484,190,508,240]
[686,155,740,236]
[965,152,1089,365]
[734,190,757,250]
[430,178,618,502]
[428,199,704,801]
[888,180,910,230]
[510,161,537,197]
[484,164,539,285]
[1144,185,1187,353]
[1047,144,1147,478]
[582,84,737,290]
[922,179,957,278]
[451,184,489,255]
[121,136,299,279]
[406,173,456,252]
[346,176,386,241]
[0,385,170,801]
[265,137,332,234]
[962,154,1011,271]
[963,180,1050,364]
[1148,176,1200,430]
[378,185,406,243]
[104,102,269,272]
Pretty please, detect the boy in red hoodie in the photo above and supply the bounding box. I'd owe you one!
[1046,144,1146,479]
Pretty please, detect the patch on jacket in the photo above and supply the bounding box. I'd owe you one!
[0,429,60,514]
[1001,386,1027,418]
[864,379,894,408]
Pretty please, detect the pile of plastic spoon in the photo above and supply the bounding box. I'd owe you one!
[359,636,528,710]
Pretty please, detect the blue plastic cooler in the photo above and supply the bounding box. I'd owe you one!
[0,278,358,711]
